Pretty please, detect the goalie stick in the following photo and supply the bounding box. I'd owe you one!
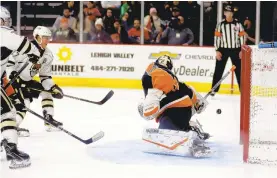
[195,65,236,132]
[29,88,114,105]
[26,107,104,144]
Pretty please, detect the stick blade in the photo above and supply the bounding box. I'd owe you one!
[84,131,105,144]
[100,90,114,104]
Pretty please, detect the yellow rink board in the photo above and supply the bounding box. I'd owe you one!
[34,77,240,95]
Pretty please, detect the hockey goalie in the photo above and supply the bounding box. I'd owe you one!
[138,55,211,158]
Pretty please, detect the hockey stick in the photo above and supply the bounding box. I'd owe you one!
[203,65,236,99]
[28,88,114,105]
[195,65,236,132]
[3,62,29,90]
[25,107,104,144]
[63,90,114,105]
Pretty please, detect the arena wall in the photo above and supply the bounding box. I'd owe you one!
[36,43,239,94]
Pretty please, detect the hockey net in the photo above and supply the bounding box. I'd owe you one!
[240,44,277,165]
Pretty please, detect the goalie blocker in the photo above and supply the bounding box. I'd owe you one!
[138,55,211,157]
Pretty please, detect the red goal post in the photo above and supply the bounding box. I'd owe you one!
[240,44,277,165]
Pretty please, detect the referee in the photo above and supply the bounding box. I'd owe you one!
[212,5,245,96]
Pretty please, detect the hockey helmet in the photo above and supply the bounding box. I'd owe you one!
[155,55,173,70]
[0,6,12,27]
[33,26,52,43]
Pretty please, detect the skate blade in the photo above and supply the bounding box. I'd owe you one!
[18,131,30,137]
[45,125,61,132]
[9,159,31,169]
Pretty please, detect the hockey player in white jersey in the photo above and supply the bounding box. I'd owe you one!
[138,55,211,158]
[0,6,41,169]
[6,26,64,136]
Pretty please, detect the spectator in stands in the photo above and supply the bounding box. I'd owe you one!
[84,1,101,22]
[111,19,129,44]
[101,1,121,18]
[53,7,76,32]
[128,19,150,44]
[144,7,162,43]
[144,7,161,32]
[120,1,129,18]
[172,1,185,17]
[160,2,172,21]
[72,12,91,41]
[160,16,194,45]
[244,18,255,45]
[53,17,75,41]
[91,18,112,43]
[172,7,181,18]
[103,8,115,34]
[126,1,141,22]
[121,12,130,31]
[52,7,76,41]
[64,1,78,17]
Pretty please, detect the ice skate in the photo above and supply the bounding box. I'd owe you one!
[189,140,212,158]
[2,139,31,169]
[44,111,62,132]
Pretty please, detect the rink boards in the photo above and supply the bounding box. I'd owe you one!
[38,43,239,94]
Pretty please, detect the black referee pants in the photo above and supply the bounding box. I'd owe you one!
[212,49,241,93]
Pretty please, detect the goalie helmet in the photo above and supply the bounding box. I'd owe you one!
[155,55,173,70]
[33,26,52,43]
[0,6,12,27]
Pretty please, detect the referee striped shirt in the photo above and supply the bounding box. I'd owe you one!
[214,19,246,50]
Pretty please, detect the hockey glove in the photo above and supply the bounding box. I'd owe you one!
[50,84,63,99]
[194,100,206,114]
[9,93,26,112]
[9,71,25,89]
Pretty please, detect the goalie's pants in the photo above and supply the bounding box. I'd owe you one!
[212,48,241,92]
[158,107,192,131]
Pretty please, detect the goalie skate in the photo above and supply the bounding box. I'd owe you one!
[17,128,30,137]
[189,140,213,158]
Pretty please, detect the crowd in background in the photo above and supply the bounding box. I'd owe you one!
[2,1,276,45]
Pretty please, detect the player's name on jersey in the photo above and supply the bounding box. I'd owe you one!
[91,52,134,59]
[52,65,85,72]
[173,65,213,77]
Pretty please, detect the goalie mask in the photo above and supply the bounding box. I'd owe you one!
[155,55,173,70]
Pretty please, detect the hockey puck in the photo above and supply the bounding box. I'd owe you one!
[216,109,222,114]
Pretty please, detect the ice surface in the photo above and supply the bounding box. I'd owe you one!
[1,88,276,178]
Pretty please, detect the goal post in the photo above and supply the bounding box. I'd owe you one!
[240,42,277,165]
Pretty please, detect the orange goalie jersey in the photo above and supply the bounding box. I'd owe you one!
[142,61,198,122]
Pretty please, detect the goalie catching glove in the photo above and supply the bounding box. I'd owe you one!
[49,84,63,99]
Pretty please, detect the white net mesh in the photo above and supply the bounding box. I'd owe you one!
[248,46,277,165]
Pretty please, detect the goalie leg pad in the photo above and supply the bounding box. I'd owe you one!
[142,128,211,157]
